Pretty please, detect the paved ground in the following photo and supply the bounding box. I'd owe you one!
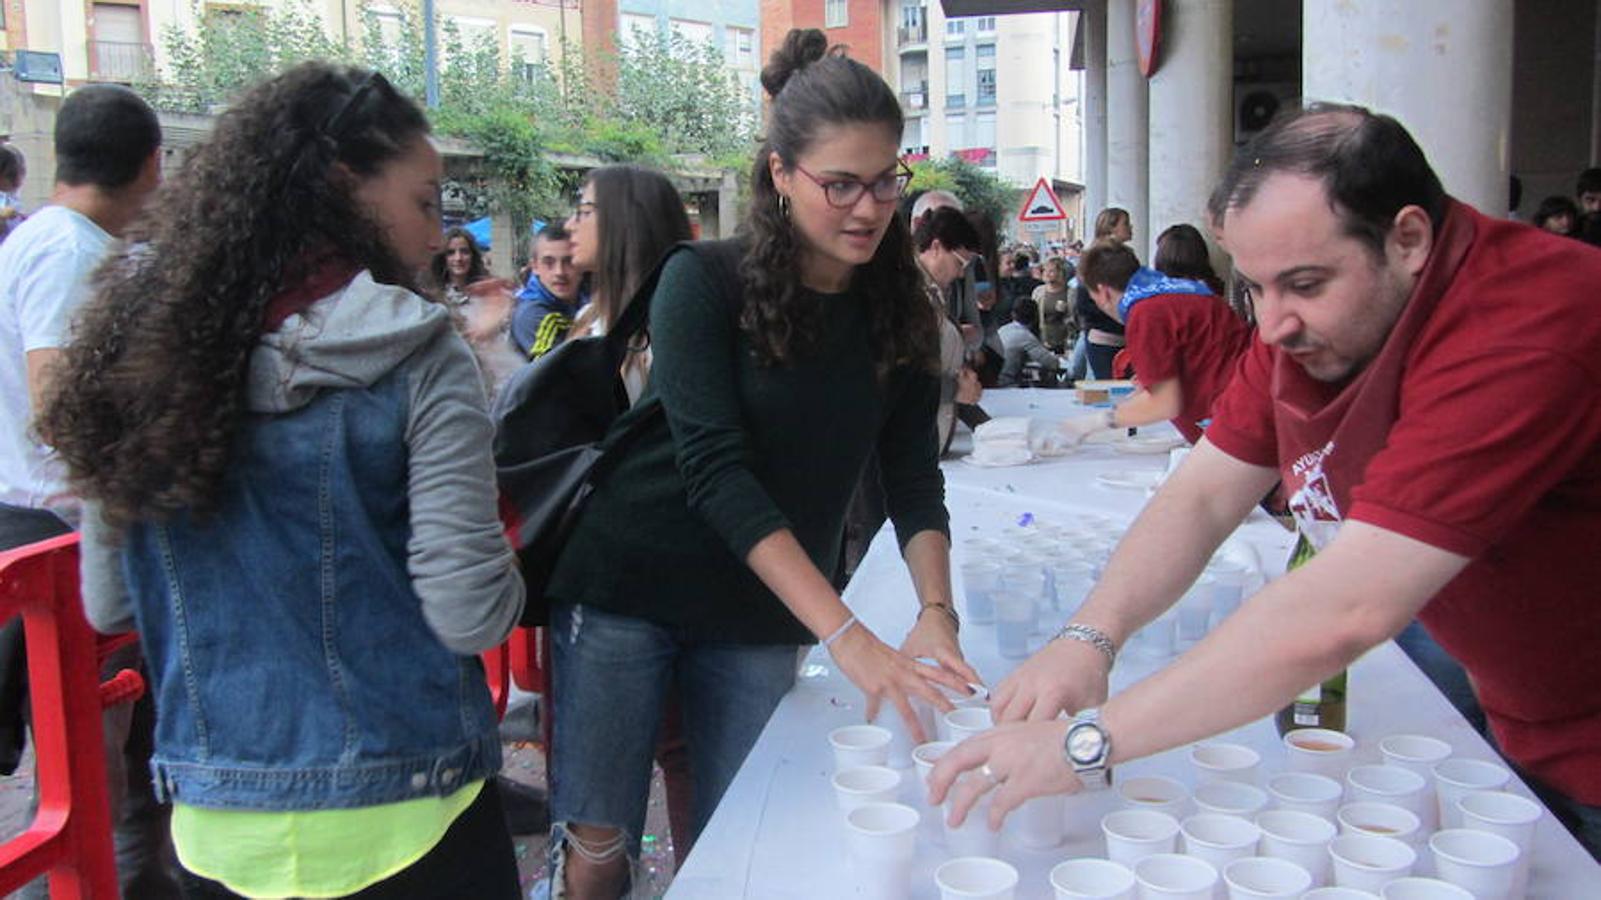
[0,696,678,899]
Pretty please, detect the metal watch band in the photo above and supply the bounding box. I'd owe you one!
[1052,623,1117,666]
[1064,707,1112,791]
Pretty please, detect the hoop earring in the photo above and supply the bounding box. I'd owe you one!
[777,194,791,219]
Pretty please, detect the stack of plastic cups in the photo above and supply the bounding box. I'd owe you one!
[1175,574,1215,649]
[996,564,1045,659]
[960,561,1001,626]
[1049,559,1097,630]
[1204,556,1251,630]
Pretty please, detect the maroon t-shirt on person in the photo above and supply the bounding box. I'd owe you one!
[1122,292,1253,445]
[1206,199,1601,805]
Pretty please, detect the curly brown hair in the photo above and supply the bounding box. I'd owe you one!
[741,29,937,378]
[41,62,429,530]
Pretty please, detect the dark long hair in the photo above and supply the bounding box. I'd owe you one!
[1153,223,1224,294]
[584,164,693,326]
[429,225,488,292]
[741,28,937,376]
[42,62,431,530]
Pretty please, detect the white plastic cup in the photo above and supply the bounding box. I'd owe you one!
[1131,853,1218,900]
[935,690,989,741]
[1179,813,1261,872]
[829,724,892,771]
[912,740,955,789]
[1329,833,1417,894]
[1256,809,1337,886]
[870,707,917,769]
[1456,790,1542,898]
[1345,765,1429,823]
[935,856,1018,900]
[960,562,1002,625]
[943,778,999,858]
[1302,890,1381,900]
[1194,781,1270,819]
[845,802,920,900]
[1010,793,1065,849]
[1428,828,1521,900]
[1100,808,1181,868]
[944,706,994,742]
[1050,858,1137,900]
[1337,802,1424,852]
[832,765,902,812]
[1283,728,1356,780]
[994,589,1036,659]
[1432,758,1510,830]
[1266,772,1344,821]
[1125,612,1178,659]
[1189,742,1261,786]
[1222,856,1313,899]
[1117,774,1191,819]
[1378,735,1451,776]
[1379,877,1475,899]
[1378,734,1451,830]
[1051,560,1097,619]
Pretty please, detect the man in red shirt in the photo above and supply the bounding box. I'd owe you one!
[1057,242,1252,446]
[929,103,1601,859]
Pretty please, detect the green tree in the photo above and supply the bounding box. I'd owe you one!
[147,0,350,112]
[908,157,1020,230]
[609,30,755,160]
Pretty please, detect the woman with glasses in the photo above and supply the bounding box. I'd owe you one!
[42,63,524,898]
[541,29,980,899]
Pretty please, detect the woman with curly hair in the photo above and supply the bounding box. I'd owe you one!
[540,28,979,898]
[40,62,524,898]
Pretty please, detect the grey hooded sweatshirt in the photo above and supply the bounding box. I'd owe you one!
[80,272,524,655]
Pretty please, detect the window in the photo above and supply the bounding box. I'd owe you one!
[902,117,924,155]
[975,111,996,157]
[368,5,403,47]
[976,44,996,106]
[90,3,148,82]
[977,16,996,33]
[670,18,712,48]
[620,12,657,46]
[450,16,495,53]
[945,112,966,147]
[825,0,847,29]
[509,26,548,83]
[945,46,966,108]
[730,27,755,68]
[946,20,965,36]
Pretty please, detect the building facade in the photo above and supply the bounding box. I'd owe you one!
[761,0,892,76]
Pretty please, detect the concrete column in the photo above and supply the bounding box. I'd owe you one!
[1105,0,1149,251]
[1303,0,1513,216]
[1148,0,1232,262]
[1082,2,1109,239]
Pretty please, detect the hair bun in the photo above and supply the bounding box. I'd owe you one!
[760,28,829,100]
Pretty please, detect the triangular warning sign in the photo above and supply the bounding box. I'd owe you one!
[1017,177,1067,222]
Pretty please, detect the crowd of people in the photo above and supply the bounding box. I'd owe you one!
[0,23,1597,900]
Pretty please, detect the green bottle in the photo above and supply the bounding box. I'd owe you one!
[1274,533,1348,735]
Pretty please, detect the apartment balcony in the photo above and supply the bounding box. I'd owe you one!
[900,81,929,113]
[89,41,154,83]
[897,21,928,49]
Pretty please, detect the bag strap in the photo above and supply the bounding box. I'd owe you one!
[602,238,746,366]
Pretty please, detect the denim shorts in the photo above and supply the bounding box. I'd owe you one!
[548,602,799,858]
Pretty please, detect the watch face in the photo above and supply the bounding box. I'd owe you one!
[1067,724,1104,764]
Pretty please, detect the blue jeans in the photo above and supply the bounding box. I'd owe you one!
[548,602,798,860]
[1087,341,1120,380]
[1395,620,1487,736]
[1066,332,1088,382]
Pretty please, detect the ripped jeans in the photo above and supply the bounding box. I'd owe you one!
[547,602,798,882]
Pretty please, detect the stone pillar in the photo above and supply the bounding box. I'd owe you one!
[1148,0,1232,262]
[1082,2,1108,241]
[1303,0,1513,216]
[1105,0,1149,251]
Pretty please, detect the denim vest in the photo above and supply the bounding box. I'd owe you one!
[121,369,502,810]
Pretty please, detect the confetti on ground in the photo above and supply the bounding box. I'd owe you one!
[1017,512,1035,527]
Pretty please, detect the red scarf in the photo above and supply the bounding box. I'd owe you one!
[262,257,361,332]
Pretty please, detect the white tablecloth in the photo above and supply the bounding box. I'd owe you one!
[666,388,1600,899]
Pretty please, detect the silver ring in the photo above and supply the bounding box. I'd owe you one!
[979,764,1003,789]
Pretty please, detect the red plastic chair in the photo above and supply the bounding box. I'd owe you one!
[0,534,141,899]
[480,627,544,723]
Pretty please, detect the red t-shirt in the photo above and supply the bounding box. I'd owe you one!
[1123,293,1254,444]
[1207,200,1601,804]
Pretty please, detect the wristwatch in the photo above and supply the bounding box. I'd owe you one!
[1063,708,1113,791]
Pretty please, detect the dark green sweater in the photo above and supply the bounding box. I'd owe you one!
[547,242,950,645]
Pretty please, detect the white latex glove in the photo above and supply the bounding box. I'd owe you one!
[1058,411,1112,446]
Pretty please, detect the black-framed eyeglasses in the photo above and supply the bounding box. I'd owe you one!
[570,200,596,222]
[792,161,914,209]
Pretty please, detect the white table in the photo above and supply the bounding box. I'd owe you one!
[667,389,1601,898]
